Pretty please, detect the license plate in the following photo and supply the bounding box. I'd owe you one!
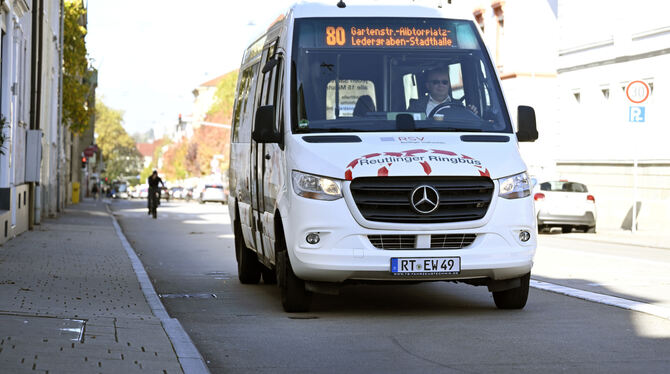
[390,257,460,276]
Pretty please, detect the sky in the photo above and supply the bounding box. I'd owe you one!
[86,0,298,136]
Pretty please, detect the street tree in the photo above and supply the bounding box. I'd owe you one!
[156,69,236,179]
[162,139,188,181]
[208,70,238,122]
[63,0,93,134]
[188,125,229,175]
[95,100,142,181]
[192,69,237,174]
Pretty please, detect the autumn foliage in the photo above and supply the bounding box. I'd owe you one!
[63,0,92,134]
[159,70,237,180]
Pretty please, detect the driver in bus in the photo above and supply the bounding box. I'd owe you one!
[407,67,479,117]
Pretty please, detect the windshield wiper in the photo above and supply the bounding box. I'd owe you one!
[414,126,483,132]
[309,128,366,133]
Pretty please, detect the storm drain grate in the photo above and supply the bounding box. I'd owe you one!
[159,293,217,299]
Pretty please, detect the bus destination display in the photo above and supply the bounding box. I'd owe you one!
[325,25,454,48]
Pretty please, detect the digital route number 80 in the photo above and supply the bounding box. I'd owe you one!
[326,26,346,46]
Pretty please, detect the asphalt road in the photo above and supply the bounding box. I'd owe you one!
[111,199,670,374]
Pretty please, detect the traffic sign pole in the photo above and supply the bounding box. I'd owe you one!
[625,80,650,234]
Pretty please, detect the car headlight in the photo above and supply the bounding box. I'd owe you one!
[292,171,342,201]
[498,172,531,199]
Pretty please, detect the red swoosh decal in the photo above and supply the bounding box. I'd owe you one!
[431,149,457,156]
[420,161,432,175]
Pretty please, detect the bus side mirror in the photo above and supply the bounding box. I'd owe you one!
[516,105,538,142]
[262,58,279,74]
[253,105,281,143]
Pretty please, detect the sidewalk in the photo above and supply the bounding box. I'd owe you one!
[0,198,207,373]
[546,228,670,250]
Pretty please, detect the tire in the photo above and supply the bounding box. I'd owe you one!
[561,226,572,234]
[276,241,312,312]
[152,207,157,219]
[492,273,530,310]
[261,266,277,285]
[235,219,261,284]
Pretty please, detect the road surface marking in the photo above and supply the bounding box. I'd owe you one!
[531,279,670,321]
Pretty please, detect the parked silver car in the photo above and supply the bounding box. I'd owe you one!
[533,180,597,233]
[198,184,227,204]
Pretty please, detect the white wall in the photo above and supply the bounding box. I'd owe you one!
[554,0,670,229]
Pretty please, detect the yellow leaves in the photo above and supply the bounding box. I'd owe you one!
[95,100,142,181]
[208,70,239,120]
[63,0,90,134]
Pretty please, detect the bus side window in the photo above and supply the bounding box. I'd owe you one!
[238,64,259,143]
[255,43,284,137]
[233,67,252,142]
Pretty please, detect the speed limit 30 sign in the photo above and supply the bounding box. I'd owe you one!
[627,81,649,122]
[626,80,650,104]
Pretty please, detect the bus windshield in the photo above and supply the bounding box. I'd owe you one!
[291,17,511,134]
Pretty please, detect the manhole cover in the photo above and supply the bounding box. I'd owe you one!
[60,319,86,342]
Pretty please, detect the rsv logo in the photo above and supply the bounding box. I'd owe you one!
[398,136,424,143]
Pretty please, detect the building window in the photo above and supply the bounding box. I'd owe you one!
[601,87,610,99]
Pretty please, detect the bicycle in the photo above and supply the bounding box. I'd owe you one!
[148,187,160,219]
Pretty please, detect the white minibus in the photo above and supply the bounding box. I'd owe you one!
[229,1,539,312]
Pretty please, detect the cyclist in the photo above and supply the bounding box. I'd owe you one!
[147,170,165,215]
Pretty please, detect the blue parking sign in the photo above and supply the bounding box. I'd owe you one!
[629,106,645,122]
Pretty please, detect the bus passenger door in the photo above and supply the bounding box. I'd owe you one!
[250,43,281,265]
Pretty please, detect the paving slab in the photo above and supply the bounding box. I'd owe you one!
[0,199,187,373]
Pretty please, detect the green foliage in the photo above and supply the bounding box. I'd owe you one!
[95,100,142,181]
[140,166,153,184]
[151,137,170,170]
[207,70,239,119]
[63,0,92,134]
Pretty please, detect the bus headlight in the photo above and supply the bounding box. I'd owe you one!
[292,171,342,201]
[498,172,531,199]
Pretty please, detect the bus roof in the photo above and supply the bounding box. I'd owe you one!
[290,1,473,20]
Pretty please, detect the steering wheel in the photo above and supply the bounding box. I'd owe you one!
[428,101,480,120]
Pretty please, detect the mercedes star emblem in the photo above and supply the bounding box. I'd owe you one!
[410,185,440,214]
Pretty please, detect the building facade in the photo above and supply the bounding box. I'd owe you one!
[468,0,669,231]
[0,0,36,243]
[554,0,670,230]
[0,0,95,245]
